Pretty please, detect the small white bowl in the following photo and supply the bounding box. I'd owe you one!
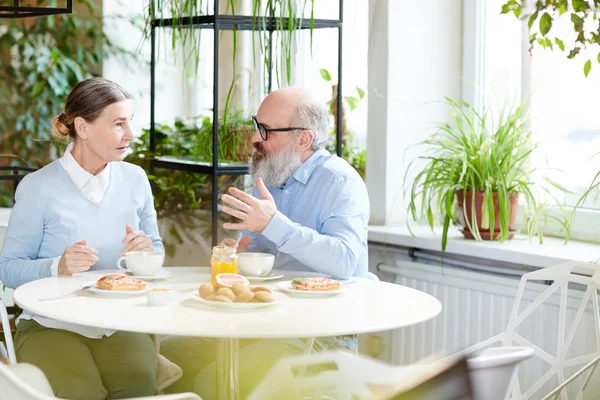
[147,288,173,306]
[238,252,275,277]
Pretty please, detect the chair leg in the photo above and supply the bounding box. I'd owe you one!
[0,301,16,364]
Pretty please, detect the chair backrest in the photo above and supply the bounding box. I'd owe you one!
[248,350,473,400]
[389,357,472,400]
[0,362,56,400]
[467,346,534,400]
[0,298,16,364]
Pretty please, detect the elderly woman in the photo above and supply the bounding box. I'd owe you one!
[0,78,163,399]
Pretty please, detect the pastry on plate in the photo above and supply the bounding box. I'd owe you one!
[96,273,147,291]
[291,277,341,291]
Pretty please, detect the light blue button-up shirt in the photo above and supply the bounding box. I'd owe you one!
[244,149,370,279]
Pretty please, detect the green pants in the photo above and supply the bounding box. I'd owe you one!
[15,320,158,400]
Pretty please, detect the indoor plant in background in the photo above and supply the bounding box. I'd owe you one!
[405,97,571,253]
[320,68,367,179]
[501,0,600,77]
[0,0,131,207]
[125,113,253,258]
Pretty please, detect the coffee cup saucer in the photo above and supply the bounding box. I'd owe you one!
[123,270,172,281]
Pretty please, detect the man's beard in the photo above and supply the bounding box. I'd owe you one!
[249,139,302,187]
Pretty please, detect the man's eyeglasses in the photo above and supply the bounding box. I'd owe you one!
[252,116,308,141]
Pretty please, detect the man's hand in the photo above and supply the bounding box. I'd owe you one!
[222,178,277,233]
[219,236,252,252]
[58,240,99,276]
[121,224,154,255]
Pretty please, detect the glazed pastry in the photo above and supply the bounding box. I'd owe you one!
[96,274,146,291]
[291,277,341,291]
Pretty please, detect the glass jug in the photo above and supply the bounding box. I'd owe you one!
[210,245,238,286]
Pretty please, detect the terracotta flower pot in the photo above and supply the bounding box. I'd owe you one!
[456,191,519,240]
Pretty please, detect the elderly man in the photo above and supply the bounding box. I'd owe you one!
[160,88,370,399]
[221,87,370,279]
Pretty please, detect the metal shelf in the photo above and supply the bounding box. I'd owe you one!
[152,15,341,31]
[149,0,344,246]
[152,157,249,175]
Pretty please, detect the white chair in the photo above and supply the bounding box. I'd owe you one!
[446,261,600,399]
[467,346,534,400]
[249,345,532,400]
[0,362,202,400]
[0,297,16,364]
[248,350,473,400]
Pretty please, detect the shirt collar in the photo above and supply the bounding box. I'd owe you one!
[288,148,330,186]
[60,142,111,189]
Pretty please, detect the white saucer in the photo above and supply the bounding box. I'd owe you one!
[81,282,149,297]
[190,291,287,310]
[242,270,285,281]
[128,270,173,281]
[275,281,345,297]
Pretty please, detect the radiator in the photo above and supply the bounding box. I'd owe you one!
[379,259,600,399]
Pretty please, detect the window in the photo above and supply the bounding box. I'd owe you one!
[475,0,600,242]
[482,0,600,211]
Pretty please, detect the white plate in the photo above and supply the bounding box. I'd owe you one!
[243,270,285,281]
[276,280,344,297]
[128,270,173,281]
[81,282,149,297]
[190,291,287,310]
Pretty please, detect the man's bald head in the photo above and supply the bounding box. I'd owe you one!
[260,88,330,150]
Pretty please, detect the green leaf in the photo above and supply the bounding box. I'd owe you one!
[568,47,581,59]
[584,59,592,77]
[598,52,600,64]
[320,68,332,81]
[539,12,553,36]
[346,96,359,112]
[573,0,590,12]
[528,11,539,29]
[555,37,565,51]
[357,87,365,99]
[571,13,584,31]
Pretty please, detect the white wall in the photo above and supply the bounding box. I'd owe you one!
[367,0,464,225]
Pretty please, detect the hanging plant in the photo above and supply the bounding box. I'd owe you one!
[501,0,600,77]
[143,0,316,93]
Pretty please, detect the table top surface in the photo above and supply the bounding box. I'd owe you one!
[13,267,442,338]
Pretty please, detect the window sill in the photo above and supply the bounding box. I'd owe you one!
[368,225,600,269]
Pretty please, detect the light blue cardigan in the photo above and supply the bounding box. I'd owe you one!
[0,160,164,289]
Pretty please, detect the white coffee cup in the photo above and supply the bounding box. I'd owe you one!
[116,251,164,276]
[238,252,275,277]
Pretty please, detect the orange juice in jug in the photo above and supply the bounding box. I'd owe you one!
[211,245,238,286]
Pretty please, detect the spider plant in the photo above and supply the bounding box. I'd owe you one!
[405,97,571,252]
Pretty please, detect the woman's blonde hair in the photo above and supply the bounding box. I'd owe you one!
[52,77,131,139]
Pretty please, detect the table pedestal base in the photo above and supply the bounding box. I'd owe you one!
[216,337,240,400]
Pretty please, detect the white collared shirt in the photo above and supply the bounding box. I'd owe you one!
[60,142,111,206]
[19,143,117,338]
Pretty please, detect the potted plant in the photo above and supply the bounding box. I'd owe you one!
[405,97,571,252]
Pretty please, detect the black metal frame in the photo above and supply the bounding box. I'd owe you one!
[0,0,73,18]
[0,167,37,198]
[149,0,344,247]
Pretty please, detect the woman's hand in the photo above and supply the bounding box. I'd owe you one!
[121,224,154,255]
[58,240,99,276]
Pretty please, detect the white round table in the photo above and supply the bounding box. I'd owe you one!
[13,267,442,399]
